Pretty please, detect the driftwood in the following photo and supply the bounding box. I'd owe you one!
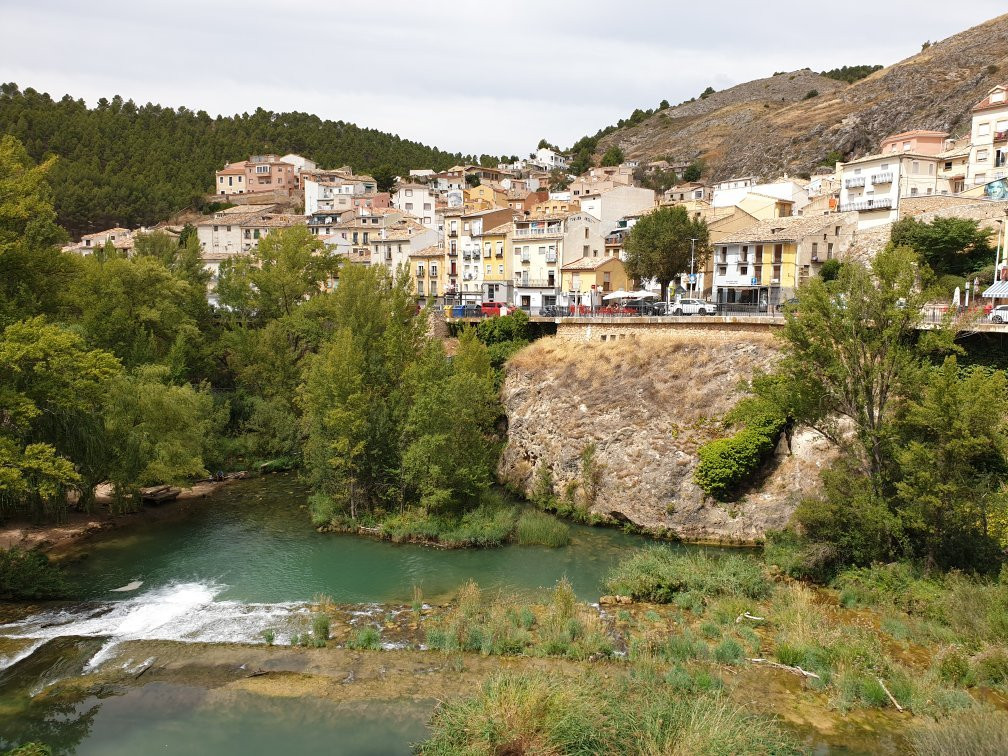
[748,658,821,679]
[247,669,269,678]
[735,611,765,624]
[877,677,904,712]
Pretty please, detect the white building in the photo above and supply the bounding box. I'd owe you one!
[578,185,656,223]
[279,153,317,175]
[369,219,439,278]
[712,179,809,213]
[838,153,946,228]
[391,183,437,230]
[713,176,758,192]
[530,147,569,172]
[966,84,1008,191]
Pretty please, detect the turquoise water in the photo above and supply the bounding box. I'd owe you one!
[63,473,668,603]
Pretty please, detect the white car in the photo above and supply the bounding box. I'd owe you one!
[671,299,717,316]
[989,305,1008,323]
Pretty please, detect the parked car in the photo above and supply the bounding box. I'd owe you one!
[989,305,1008,323]
[480,302,506,317]
[671,299,717,316]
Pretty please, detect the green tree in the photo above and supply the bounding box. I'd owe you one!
[682,162,703,182]
[700,86,716,99]
[0,317,122,511]
[600,146,625,166]
[759,246,940,492]
[890,216,992,277]
[101,365,218,508]
[465,173,481,188]
[894,357,1008,569]
[216,225,338,321]
[0,134,73,327]
[401,331,501,514]
[623,206,709,300]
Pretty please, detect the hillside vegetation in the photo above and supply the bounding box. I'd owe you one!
[594,13,1008,180]
[0,83,463,236]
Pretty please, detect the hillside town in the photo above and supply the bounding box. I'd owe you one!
[60,84,1008,318]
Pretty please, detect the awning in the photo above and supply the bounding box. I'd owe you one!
[982,281,1008,298]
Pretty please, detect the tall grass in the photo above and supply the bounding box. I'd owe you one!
[416,670,801,755]
[514,509,571,547]
[603,547,770,604]
[909,709,1008,756]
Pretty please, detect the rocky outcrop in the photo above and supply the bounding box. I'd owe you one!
[597,14,1008,180]
[499,332,837,543]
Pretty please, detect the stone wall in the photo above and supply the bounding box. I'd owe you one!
[553,318,778,344]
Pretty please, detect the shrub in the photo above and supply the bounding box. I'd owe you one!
[803,89,819,99]
[514,510,571,547]
[973,648,1008,685]
[603,547,770,604]
[0,548,70,600]
[714,638,744,665]
[694,398,785,500]
[936,647,970,685]
[347,626,381,650]
[261,629,275,645]
[312,613,330,643]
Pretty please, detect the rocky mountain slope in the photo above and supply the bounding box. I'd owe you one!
[596,13,1008,180]
[498,333,836,542]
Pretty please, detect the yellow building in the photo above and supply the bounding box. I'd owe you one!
[561,256,631,308]
[531,198,579,215]
[409,244,445,306]
[477,222,512,304]
[465,184,508,208]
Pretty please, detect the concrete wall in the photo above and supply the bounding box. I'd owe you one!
[553,317,778,343]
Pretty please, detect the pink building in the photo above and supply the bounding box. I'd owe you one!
[215,154,299,196]
[880,130,950,157]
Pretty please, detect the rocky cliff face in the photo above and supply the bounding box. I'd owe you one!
[498,333,836,543]
[597,13,1008,180]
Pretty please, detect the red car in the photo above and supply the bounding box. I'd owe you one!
[480,302,506,317]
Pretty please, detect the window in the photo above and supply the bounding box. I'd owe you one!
[910,187,918,196]
[834,226,840,237]
[584,228,589,239]
[944,161,953,170]
[213,225,219,232]
[978,149,989,162]
[718,265,727,276]
[486,265,491,274]
[405,189,413,197]
[424,202,431,210]
[219,177,224,183]
[405,202,413,210]
[928,163,934,175]
[417,264,425,277]
[430,263,438,277]
[226,226,231,232]
[498,264,504,274]
[772,264,781,282]
[978,122,991,137]
[912,161,920,174]
[811,242,818,259]
[255,165,270,174]
[902,141,911,151]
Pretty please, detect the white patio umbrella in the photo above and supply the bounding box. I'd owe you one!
[629,290,657,299]
[603,289,632,301]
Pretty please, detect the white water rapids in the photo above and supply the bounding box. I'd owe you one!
[0,581,312,672]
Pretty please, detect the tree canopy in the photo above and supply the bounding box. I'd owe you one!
[0,83,464,236]
[622,206,709,299]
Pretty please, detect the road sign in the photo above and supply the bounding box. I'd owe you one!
[688,273,697,284]
[751,276,758,286]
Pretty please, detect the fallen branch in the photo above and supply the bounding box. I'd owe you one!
[748,658,820,680]
[735,611,765,624]
[877,677,904,712]
[247,669,269,678]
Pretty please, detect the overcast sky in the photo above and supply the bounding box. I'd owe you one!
[1,1,1004,156]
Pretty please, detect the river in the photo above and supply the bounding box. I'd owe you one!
[0,474,694,754]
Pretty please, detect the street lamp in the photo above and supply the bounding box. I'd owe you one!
[689,237,698,298]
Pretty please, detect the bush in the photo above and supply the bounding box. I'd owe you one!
[714,638,744,665]
[694,398,785,500]
[514,509,571,547]
[803,89,819,99]
[603,547,770,604]
[312,614,331,643]
[0,548,69,600]
[261,629,275,645]
[416,670,800,755]
[347,626,381,650]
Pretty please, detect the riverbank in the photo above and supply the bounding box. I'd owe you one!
[0,478,239,554]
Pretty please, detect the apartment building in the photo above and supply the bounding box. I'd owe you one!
[512,214,564,313]
[880,130,949,156]
[391,183,437,229]
[445,207,514,299]
[476,223,512,305]
[196,205,302,278]
[838,153,946,228]
[410,245,445,304]
[369,218,439,279]
[966,84,1008,190]
[578,185,655,222]
[711,214,856,310]
[560,256,631,310]
[214,154,301,196]
[303,174,386,215]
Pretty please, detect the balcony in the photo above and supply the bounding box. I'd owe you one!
[520,253,530,263]
[872,172,893,184]
[514,225,563,237]
[995,130,1008,143]
[448,230,458,238]
[839,197,894,212]
[545,252,557,263]
[845,176,866,188]
[514,279,558,289]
